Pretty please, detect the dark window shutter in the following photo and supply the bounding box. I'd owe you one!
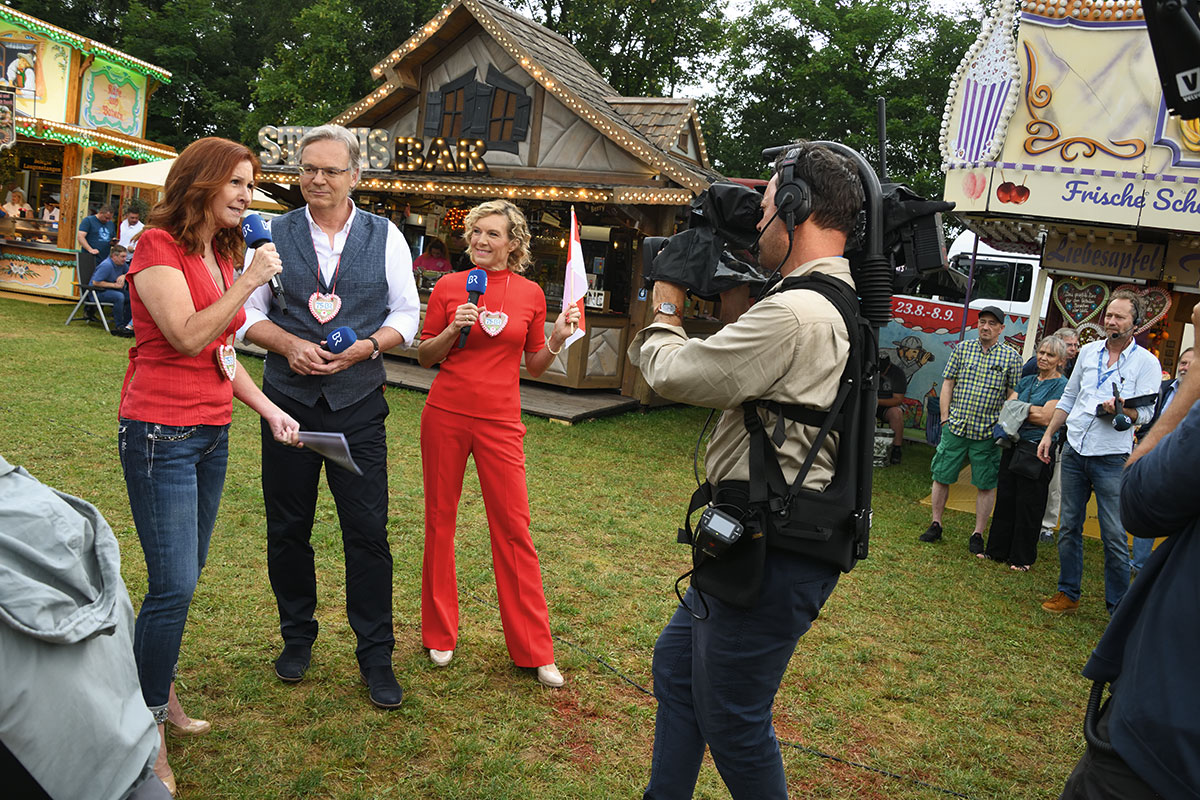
[423,90,443,137]
[468,83,492,138]
[512,94,532,140]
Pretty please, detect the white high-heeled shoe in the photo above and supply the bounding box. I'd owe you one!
[536,663,564,688]
[429,648,454,667]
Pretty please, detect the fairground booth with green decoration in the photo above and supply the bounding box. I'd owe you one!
[0,6,174,301]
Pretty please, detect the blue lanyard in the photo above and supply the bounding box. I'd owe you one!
[1096,342,1135,390]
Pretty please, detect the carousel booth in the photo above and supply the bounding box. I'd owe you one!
[940,0,1200,373]
[0,7,174,301]
[256,0,718,400]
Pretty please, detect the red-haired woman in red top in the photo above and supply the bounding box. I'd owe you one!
[118,137,299,795]
[418,200,579,688]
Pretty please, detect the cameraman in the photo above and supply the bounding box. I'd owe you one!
[628,142,863,800]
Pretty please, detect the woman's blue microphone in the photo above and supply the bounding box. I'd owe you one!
[457,269,488,348]
[242,213,287,314]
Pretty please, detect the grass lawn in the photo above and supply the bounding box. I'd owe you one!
[2,296,1117,799]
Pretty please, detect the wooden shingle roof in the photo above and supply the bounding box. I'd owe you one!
[340,0,719,195]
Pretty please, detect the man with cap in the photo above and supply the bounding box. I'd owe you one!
[919,306,1022,553]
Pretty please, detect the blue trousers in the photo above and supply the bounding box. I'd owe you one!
[119,419,229,714]
[1056,444,1130,611]
[644,550,839,799]
[95,288,131,328]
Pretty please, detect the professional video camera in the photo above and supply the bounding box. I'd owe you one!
[641,181,768,301]
[641,175,953,307]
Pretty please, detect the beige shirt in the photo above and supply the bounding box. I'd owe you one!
[628,257,853,489]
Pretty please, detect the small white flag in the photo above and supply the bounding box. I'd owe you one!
[561,206,587,350]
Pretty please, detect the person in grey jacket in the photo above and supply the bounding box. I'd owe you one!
[0,455,170,799]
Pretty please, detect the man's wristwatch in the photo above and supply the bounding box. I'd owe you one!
[367,336,380,359]
[654,302,680,317]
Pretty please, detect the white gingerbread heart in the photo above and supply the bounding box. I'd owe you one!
[308,292,342,323]
[216,344,237,381]
[479,310,508,337]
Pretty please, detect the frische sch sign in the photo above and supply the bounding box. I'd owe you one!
[258,125,489,175]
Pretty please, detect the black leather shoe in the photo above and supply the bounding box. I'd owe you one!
[274,644,311,683]
[360,665,403,709]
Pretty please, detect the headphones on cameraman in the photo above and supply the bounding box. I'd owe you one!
[774,147,813,230]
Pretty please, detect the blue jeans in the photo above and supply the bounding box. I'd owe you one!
[643,550,839,799]
[95,288,130,327]
[1056,444,1129,611]
[119,418,229,715]
[1130,536,1154,573]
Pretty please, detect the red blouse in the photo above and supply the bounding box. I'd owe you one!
[421,269,546,422]
[118,228,245,426]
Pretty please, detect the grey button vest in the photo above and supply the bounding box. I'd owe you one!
[262,207,390,411]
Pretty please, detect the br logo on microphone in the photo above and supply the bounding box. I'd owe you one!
[327,326,357,354]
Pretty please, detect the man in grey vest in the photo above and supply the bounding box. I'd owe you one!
[239,125,420,709]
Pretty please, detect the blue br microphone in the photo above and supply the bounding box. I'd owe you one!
[326,326,357,354]
[457,268,488,348]
[241,213,287,314]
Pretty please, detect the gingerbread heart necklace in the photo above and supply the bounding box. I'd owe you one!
[216,336,237,381]
[309,256,342,324]
[201,250,237,381]
[478,270,509,337]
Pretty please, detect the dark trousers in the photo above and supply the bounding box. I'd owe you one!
[261,384,393,668]
[985,447,1052,567]
[1060,699,1163,800]
[643,549,839,799]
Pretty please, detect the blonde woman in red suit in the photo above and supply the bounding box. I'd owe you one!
[418,199,579,688]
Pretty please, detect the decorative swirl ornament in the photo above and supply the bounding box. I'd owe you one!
[1021,43,1146,161]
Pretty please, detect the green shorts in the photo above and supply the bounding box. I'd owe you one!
[931,428,1001,490]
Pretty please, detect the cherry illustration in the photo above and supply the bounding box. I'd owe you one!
[1012,184,1030,203]
[997,181,1015,202]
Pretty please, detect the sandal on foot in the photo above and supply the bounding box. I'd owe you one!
[1009,564,1031,572]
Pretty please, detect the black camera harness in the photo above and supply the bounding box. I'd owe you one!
[676,270,877,618]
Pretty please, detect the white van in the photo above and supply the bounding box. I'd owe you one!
[937,231,1049,319]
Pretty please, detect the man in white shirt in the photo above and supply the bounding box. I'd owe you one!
[237,125,419,710]
[1037,291,1162,615]
[118,208,144,254]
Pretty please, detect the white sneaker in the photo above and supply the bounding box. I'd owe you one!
[429,648,453,667]
[536,663,564,688]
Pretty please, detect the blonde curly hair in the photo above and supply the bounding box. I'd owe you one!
[463,199,531,273]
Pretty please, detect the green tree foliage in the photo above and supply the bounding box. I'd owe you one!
[8,0,123,42]
[243,0,442,140]
[516,0,725,96]
[702,0,977,198]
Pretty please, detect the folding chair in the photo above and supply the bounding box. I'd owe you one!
[64,253,112,333]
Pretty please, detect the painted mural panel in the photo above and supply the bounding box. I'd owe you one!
[883,296,1033,432]
[78,58,147,137]
[0,249,75,297]
[0,26,70,122]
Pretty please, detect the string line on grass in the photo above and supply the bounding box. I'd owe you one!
[464,588,972,799]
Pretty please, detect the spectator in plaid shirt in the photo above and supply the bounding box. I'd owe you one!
[919,306,1022,552]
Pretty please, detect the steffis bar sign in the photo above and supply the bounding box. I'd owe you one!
[257,126,488,175]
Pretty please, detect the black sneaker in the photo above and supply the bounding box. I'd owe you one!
[918,522,942,543]
[968,532,985,554]
[890,445,903,465]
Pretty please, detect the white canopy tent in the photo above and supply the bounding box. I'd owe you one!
[71,158,286,210]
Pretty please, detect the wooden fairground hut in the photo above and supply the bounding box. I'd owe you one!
[256,0,720,401]
[0,6,174,301]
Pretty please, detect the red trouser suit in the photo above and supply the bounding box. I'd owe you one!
[420,403,554,667]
